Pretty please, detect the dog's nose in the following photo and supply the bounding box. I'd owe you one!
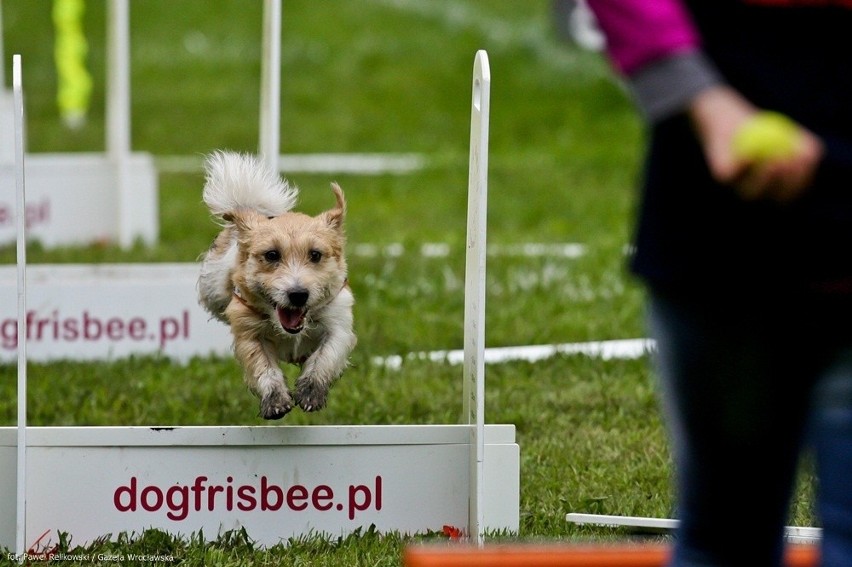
[288,289,309,307]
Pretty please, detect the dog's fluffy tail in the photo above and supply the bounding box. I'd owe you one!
[202,151,298,218]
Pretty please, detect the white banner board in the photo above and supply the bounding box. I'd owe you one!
[0,153,158,247]
[0,263,232,362]
[0,425,519,551]
[0,90,14,165]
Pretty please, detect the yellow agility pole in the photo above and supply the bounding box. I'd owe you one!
[53,0,92,128]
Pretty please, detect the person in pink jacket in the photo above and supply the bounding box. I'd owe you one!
[587,1,852,565]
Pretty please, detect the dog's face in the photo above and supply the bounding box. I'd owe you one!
[226,184,348,335]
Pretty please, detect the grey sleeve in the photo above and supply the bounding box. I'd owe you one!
[628,50,724,123]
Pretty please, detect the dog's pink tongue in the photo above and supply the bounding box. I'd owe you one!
[277,306,306,334]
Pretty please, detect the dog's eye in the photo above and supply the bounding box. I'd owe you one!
[263,250,281,263]
[309,250,323,263]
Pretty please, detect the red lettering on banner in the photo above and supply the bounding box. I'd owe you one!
[207,483,224,511]
[313,485,334,511]
[83,312,101,341]
[112,475,385,521]
[237,485,257,511]
[140,486,164,512]
[166,485,190,521]
[114,477,137,512]
[192,476,207,512]
[62,317,79,341]
[225,476,235,511]
[106,318,124,340]
[128,318,146,340]
[261,477,284,511]
[348,484,371,520]
[0,310,194,351]
[0,198,50,229]
[287,485,309,511]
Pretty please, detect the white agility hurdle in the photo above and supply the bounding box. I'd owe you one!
[0,0,285,248]
[0,0,158,249]
[1,51,519,557]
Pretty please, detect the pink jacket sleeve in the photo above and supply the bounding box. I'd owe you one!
[586,0,722,121]
[586,0,700,75]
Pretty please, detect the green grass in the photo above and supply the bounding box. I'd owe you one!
[0,1,816,565]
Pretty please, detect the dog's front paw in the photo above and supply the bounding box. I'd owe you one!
[294,381,329,413]
[260,389,295,420]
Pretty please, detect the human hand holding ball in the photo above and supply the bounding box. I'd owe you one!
[689,86,824,202]
[732,112,800,162]
[729,111,824,202]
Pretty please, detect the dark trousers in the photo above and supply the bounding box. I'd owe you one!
[648,285,852,566]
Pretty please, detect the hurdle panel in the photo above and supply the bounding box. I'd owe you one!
[0,153,158,247]
[0,425,518,549]
[0,263,232,363]
[0,2,158,249]
[5,49,520,550]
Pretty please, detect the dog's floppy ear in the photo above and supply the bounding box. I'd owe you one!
[223,208,267,233]
[322,182,346,231]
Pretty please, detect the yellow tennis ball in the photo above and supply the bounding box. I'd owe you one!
[732,111,800,161]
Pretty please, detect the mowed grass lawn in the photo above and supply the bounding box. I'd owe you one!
[0,1,817,565]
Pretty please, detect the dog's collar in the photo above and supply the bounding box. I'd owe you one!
[232,286,265,317]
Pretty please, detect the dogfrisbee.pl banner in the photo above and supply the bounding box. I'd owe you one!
[0,425,520,549]
[0,263,232,362]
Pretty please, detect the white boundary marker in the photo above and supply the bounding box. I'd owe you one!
[154,153,427,175]
[2,51,518,552]
[374,338,655,370]
[12,53,27,564]
[350,241,586,259]
[565,514,822,545]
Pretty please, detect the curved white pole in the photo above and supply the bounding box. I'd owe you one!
[13,53,28,563]
[463,50,490,547]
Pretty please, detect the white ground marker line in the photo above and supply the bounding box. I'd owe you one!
[154,153,427,175]
[565,513,822,544]
[351,242,587,259]
[373,338,655,370]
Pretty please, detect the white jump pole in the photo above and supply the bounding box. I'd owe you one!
[106,0,133,248]
[0,6,5,87]
[463,50,490,546]
[259,0,282,173]
[12,53,28,562]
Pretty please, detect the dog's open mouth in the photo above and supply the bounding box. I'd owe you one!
[277,306,307,334]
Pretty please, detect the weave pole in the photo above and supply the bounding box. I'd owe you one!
[106,0,133,248]
[259,0,281,173]
[463,50,490,546]
[12,53,28,562]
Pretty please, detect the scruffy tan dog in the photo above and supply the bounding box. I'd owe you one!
[198,151,356,419]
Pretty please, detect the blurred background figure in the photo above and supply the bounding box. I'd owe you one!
[551,0,605,52]
[587,2,852,566]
